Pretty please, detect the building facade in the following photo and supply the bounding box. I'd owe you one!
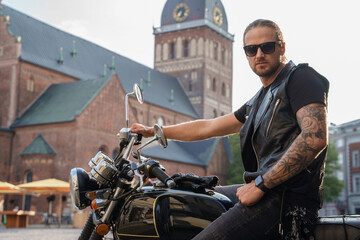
[0,0,233,223]
[153,0,233,118]
[323,119,360,215]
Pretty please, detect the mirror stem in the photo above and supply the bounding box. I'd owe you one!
[125,93,130,129]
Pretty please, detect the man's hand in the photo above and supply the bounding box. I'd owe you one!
[236,180,265,206]
[130,123,154,138]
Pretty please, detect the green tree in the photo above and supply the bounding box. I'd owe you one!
[227,134,245,184]
[323,141,344,202]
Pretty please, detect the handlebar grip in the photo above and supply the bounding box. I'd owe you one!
[150,166,175,188]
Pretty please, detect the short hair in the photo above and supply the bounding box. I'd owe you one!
[243,19,284,45]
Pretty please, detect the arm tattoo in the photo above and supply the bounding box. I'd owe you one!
[263,103,327,189]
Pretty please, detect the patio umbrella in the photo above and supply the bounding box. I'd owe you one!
[0,181,34,195]
[17,178,70,226]
[16,178,70,194]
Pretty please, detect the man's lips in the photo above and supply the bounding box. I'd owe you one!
[256,61,267,66]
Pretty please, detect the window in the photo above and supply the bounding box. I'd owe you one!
[221,83,226,96]
[212,78,216,91]
[183,40,189,57]
[336,139,344,148]
[213,109,218,118]
[189,80,193,92]
[24,171,33,211]
[214,43,218,61]
[353,151,360,167]
[157,116,164,126]
[170,43,175,59]
[27,76,35,92]
[191,70,197,80]
[98,145,109,155]
[221,48,225,65]
[152,116,157,125]
[353,174,360,193]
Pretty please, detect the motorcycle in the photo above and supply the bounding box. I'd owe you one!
[69,84,360,240]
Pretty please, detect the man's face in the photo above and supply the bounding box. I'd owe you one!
[244,26,285,79]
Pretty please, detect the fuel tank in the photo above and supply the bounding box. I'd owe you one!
[115,186,233,239]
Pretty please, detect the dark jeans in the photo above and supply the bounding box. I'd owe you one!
[192,185,318,240]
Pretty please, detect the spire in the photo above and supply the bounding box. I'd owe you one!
[103,64,107,77]
[110,56,115,71]
[58,47,64,64]
[170,89,174,105]
[71,40,77,56]
[146,70,151,86]
[139,78,144,91]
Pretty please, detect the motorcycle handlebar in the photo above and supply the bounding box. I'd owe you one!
[150,166,176,188]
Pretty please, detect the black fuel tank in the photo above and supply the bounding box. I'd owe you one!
[115,187,232,239]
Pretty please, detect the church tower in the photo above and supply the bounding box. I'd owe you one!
[153,0,234,119]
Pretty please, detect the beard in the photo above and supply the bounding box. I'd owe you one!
[251,58,282,78]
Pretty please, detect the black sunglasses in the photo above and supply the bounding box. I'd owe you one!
[243,41,282,57]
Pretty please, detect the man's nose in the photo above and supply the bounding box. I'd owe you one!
[255,47,265,58]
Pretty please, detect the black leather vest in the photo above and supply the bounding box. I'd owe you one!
[239,61,328,206]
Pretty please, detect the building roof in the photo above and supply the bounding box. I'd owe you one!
[21,134,56,155]
[155,0,234,41]
[2,5,200,121]
[142,137,232,166]
[12,75,112,127]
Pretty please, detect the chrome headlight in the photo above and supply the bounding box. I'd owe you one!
[69,168,99,210]
[88,151,118,186]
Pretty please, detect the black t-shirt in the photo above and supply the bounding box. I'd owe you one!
[234,65,328,123]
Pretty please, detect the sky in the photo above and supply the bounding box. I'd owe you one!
[2,0,360,125]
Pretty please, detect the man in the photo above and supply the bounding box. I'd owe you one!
[131,19,329,239]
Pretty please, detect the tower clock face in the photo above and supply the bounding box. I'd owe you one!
[173,3,190,22]
[213,7,223,26]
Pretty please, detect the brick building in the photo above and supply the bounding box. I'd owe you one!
[0,0,233,223]
[319,119,360,216]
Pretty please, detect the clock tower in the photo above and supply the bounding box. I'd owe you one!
[153,0,234,119]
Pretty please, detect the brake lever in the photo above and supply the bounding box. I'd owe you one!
[133,169,144,190]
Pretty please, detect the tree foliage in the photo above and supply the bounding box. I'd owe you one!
[227,134,245,185]
[323,141,344,202]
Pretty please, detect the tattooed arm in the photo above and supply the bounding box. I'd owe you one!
[262,103,328,189]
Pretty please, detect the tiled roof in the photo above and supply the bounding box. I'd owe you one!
[2,5,200,121]
[21,134,56,155]
[142,137,232,166]
[12,76,111,127]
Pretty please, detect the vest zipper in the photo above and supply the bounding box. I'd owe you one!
[266,98,280,137]
[251,134,260,170]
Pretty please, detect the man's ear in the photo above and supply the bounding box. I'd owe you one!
[281,42,286,55]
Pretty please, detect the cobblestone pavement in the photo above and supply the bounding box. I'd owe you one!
[0,227,82,240]
[0,226,114,240]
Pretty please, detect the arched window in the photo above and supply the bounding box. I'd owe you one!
[214,43,218,61]
[221,83,226,96]
[170,42,175,59]
[24,171,33,211]
[98,145,109,155]
[157,116,165,126]
[183,40,189,57]
[27,75,34,92]
[221,48,225,65]
[213,109,218,118]
[152,116,157,125]
[212,78,217,92]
